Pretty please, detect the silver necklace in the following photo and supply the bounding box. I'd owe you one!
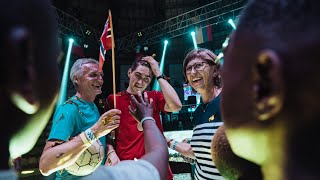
[201,99,214,112]
[201,88,221,112]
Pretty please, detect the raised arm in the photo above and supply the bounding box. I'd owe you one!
[128,91,169,180]
[143,56,182,112]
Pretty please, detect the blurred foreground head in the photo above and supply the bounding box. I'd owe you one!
[211,125,262,180]
[221,0,320,179]
[0,0,60,162]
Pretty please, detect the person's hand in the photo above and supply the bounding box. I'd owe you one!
[91,109,121,139]
[142,56,161,77]
[105,151,120,166]
[128,91,153,123]
[182,138,191,144]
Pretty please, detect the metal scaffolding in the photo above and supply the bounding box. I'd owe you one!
[53,0,245,53]
[115,0,245,54]
[53,6,100,47]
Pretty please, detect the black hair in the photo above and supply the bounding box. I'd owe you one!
[130,56,153,77]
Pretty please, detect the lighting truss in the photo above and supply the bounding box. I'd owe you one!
[115,0,246,54]
[53,6,100,47]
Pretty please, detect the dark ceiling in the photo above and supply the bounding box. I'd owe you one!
[52,0,215,38]
[52,0,234,60]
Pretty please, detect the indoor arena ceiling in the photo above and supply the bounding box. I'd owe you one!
[52,0,215,39]
[52,0,236,59]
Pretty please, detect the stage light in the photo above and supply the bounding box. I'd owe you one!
[190,31,198,49]
[21,170,35,174]
[85,30,91,36]
[228,19,236,30]
[152,40,169,91]
[56,38,74,108]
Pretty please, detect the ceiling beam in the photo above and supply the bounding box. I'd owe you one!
[53,6,100,48]
[115,0,245,54]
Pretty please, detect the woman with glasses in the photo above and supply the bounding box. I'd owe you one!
[167,48,224,180]
[104,56,182,180]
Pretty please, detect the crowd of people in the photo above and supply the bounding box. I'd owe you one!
[2,0,320,180]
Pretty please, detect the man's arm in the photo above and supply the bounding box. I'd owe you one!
[140,120,168,180]
[143,56,182,112]
[104,96,121,166]
[129,91,169,180]
[158,77,183,112]
[39,136,90,176]
[105,135,120,166]
[39,109,121,176]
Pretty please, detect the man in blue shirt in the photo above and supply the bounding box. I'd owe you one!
[39,58,121,179]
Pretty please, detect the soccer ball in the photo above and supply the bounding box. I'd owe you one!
[65,140,105,176]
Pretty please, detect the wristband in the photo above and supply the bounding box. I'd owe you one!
[107,150,115,157]
[80,132,91,147]
[156,74,165,80]
[84,128,97,144]
[170,141,178,150]
[140,117,156,125]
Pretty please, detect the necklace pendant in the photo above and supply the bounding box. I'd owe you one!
[209,114,215,122]
[137,123,143,132]
[202,103,207,112]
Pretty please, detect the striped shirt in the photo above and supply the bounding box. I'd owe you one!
[190,95,224,180]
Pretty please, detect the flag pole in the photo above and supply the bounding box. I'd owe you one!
[109,10,117,108]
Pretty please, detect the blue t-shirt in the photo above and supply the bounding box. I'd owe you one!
[48,95,106,180]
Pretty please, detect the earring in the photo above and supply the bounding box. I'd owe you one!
[10,92,39,114]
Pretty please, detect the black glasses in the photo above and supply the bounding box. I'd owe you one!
[185,61,210,74]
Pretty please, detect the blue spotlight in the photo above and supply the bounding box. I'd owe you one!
[152,40,169,91]
[228,19,236,30]
[56,38,74,108]
[191,31,198,49]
